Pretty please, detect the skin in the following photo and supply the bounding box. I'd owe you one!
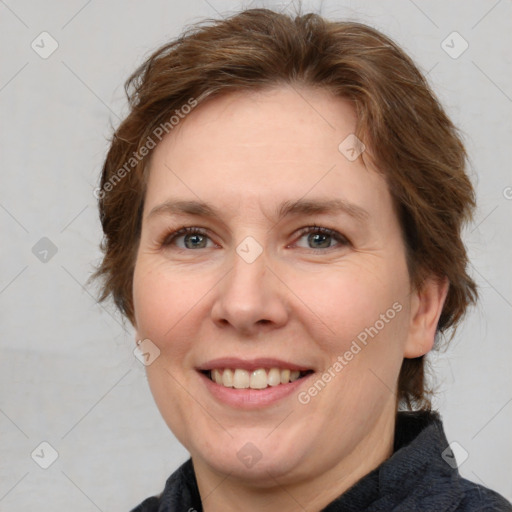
[132,85,448,512]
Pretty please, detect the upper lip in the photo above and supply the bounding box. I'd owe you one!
[196,357,313,372]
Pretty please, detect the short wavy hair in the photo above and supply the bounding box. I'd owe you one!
[94,8,478,410]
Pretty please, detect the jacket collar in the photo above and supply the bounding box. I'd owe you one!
[322,410,464,511]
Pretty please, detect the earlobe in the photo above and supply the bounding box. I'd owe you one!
[404,276,449,358]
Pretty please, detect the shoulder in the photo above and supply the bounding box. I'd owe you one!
[456,477,512,511]
[387,411,512,512]
[129,496,160,512]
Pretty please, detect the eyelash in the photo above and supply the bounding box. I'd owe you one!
[160,225,350,251]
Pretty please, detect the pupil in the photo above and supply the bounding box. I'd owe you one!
[309,232,330,249]
[185,234,205,249]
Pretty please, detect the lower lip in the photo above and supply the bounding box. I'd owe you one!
[198,371,313,409]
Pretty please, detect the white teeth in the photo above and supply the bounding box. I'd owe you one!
[222,368,233,387]
[233,369,250,389]
[267,368,281,387]
[250,369,267,389]
[207,367,309,389]
[212,368,223,385]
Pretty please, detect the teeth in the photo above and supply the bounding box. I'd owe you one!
[212,368,223,385]
[222,368,233,387]
[267,368,281,387]
[250,369,268,389]
[233,368,251,389]
[233,369,250,389]
[207,367,308,389]
[290,370,300,382]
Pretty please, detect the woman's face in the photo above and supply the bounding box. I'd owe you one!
[133,86,435,486]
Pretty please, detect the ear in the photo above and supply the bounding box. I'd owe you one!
[404,276,449,358]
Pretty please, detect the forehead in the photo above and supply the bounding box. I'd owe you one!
[156,86,358,164]
[144,86,391,222]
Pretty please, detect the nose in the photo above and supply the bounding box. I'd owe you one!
[210,247,289,336]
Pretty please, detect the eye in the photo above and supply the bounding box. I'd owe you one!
[161,227,215,250]
[160,225,349,251]
[293,226,350,250]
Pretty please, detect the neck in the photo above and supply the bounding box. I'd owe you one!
[194,408,396,512]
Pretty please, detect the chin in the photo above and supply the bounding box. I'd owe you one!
[192,431,312,485]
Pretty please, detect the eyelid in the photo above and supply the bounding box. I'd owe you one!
[160,226,213,247]
[291,225,351,249]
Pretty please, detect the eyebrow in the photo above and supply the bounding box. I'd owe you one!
[148,197,369,224]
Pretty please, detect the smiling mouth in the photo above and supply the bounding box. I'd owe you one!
[201,368,314,390]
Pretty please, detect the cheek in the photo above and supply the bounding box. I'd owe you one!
[294,261,412,410]
[133,265,168,340]
[132,261,203,441]
[133,260,202,343]
[132,261,196,392]
[297,270,409,417]
[292,261,409,353]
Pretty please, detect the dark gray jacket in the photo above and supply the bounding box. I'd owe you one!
[131,410,512,511]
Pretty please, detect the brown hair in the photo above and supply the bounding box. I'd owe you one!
[94,8,477,410]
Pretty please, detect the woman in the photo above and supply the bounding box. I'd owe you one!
[94,8,512,512]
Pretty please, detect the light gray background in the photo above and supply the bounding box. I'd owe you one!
[1,0,511,510]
